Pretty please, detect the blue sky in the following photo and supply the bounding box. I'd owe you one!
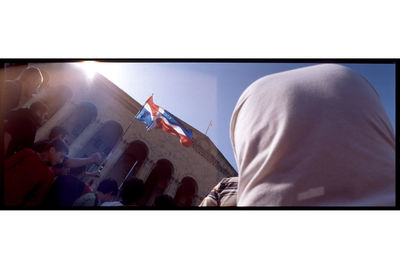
[89,62,396,172]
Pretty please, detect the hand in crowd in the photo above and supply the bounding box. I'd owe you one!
[86,171,101,178]
[90,152,102,164]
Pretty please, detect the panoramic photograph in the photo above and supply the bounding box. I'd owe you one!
[1,61,395,208]
[3,2,399,269]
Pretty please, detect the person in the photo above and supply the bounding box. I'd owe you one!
[154,194,175,207]
[4,101,48,157]
[199,177,238,207]
[68,165,91,183]
[45,166,92,207]
[4,139,69,206]
[101,177,145,207]
[73,178,118,206]
[3,66,44,116]
[230,64,395,206]
[33,126,69,152]
[33,125,102,176]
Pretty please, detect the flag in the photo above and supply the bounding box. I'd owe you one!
[136,96,193,147]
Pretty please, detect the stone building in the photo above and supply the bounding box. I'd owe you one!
[5,62,237,206]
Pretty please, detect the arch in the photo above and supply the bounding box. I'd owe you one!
[140,159,174,206]
[42,85,73,119]
[78,120,123,160]
[106,140,149,187]
[62,102,97,144]
[173,177,198,207]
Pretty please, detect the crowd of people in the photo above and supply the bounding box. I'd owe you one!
[2,63,396,207]
[2,66,181,207]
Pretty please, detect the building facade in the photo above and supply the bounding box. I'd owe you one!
[9,62,237,206]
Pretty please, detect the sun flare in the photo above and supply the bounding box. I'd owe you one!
[77,61,99,79]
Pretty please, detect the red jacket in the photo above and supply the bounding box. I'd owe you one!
[5,149,55,206]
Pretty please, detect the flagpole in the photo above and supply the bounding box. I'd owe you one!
[119,160,138,189]
[205,121,212,136]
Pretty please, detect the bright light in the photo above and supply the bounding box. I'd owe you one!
[77,61,99,79]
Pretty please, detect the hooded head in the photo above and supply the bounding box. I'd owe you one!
[230,64,395,206]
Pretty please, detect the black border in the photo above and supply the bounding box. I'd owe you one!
[0,58,398,64]
[1,58,398,210]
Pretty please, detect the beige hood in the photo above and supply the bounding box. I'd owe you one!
[230,64,395,206]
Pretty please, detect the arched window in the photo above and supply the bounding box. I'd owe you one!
[41,85,73,119]
[140,159,174,206]
[62,102,97,144]
[173,177,198,207]
[106,140,148,187]
[78,120,123,161]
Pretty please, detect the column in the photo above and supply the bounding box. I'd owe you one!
[68,119,102,157]
[164,178,180,197]
[136,159,155,183]
[99,140,128,181]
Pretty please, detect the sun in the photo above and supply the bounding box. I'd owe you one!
[76,61,99,79]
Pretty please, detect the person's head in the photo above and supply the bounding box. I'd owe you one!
[43,139,69,166]
[49,126,69,144]
[69,166,87,179]
[18,66,44,98]
[230,64,395,206]
[120,177,145,206]
[29,101,48,126]
[48,175,86,207]
[96,178,119,204]
[154,194,175,207]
